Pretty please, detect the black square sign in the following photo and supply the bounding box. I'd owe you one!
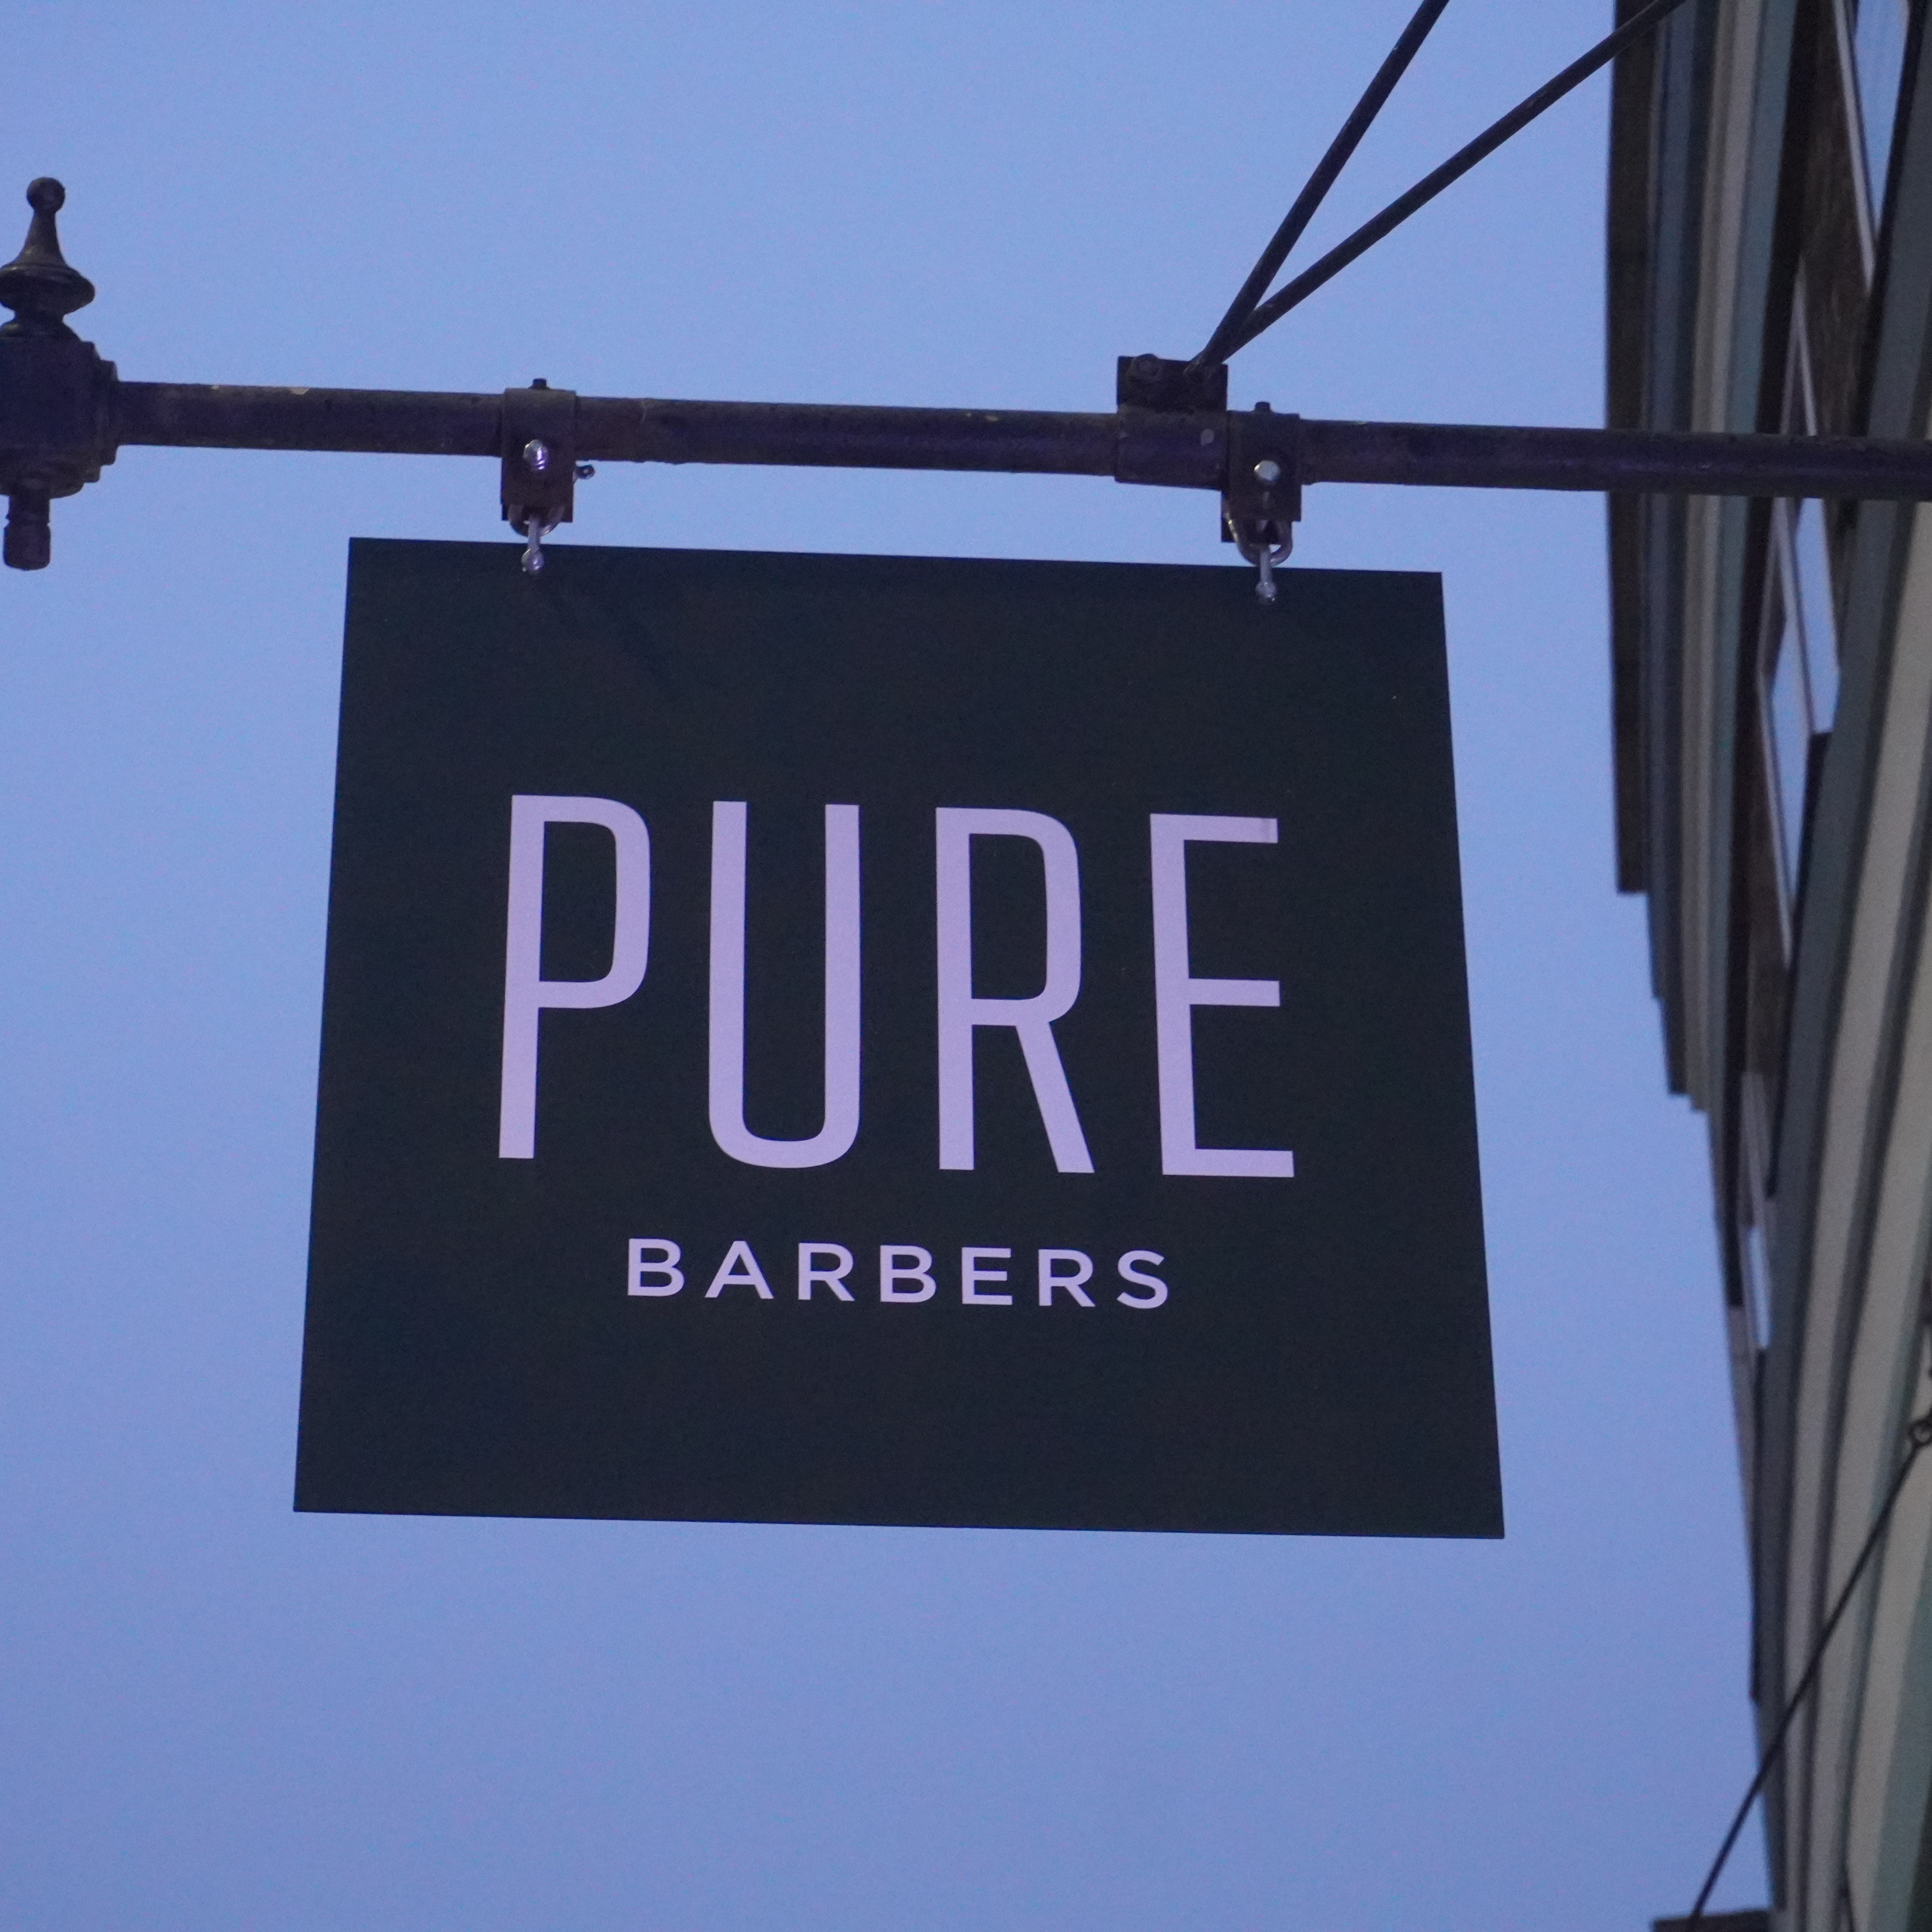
[296,540,1500,1536]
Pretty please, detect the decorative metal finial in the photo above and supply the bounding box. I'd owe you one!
[0,177,116,570]
[0,178,96,339]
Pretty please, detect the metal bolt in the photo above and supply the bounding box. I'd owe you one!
[575,462,596,480]
[1199,428,1216,446]
[524,439,550,473]
[1253,458,1283,484]
[3,490,51,570]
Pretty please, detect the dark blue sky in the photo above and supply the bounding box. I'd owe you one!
[0,5,1759,1926]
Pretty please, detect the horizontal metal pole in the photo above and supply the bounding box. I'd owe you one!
[111,383,1218,485]
[107,381,1932,500]
[1296,418,1932,497]
[114,383,505,456]
[606,398,1144,478]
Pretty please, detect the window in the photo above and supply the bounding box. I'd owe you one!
[1727,304,1845,1359]
[1738,1107,1776,1350]
[1757,305,1841,924]
[1762,499,1840,904]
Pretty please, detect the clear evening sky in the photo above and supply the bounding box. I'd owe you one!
[1,5,1760,1926]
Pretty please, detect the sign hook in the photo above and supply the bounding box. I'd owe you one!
[501,383,579,569]
[518,507,558,573]
[1226,506,1293,605]
[1221,405,1301,604]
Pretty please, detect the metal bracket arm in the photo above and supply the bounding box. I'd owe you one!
[13,184,1932,571]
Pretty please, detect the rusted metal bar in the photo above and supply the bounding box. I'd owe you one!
[12,179,1932,574]
[113,383,502,456]
[112,385,1205,484]
[107,383,1932,502]
[1293,417,1932,498]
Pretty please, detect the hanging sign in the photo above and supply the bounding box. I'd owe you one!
[296,540,1500,1536]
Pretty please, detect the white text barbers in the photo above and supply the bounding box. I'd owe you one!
[627,1239,1169,1308]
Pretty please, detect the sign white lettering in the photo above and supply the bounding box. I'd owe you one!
[501,797,1293,1180]
[497,795,652,1160]
[708,802,862,1169]
[626,1237,1168,1308]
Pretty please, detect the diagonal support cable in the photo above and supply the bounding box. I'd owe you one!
[1683,1410,1932,1925]
[1190,0,1453,374]
[1221,0,1705,357]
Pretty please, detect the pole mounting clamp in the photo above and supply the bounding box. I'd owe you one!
[1222,405,1300,605]
[1222,404,1301,548]
[1115,353,1228,415]
[501,380,579,554]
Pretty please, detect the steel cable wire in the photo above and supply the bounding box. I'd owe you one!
[1686,1410,1932,1924]
[1190,0,1453,374]
[1214,0,1706,358]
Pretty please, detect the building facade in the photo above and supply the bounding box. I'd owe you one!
[1610,0,1932,1924]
